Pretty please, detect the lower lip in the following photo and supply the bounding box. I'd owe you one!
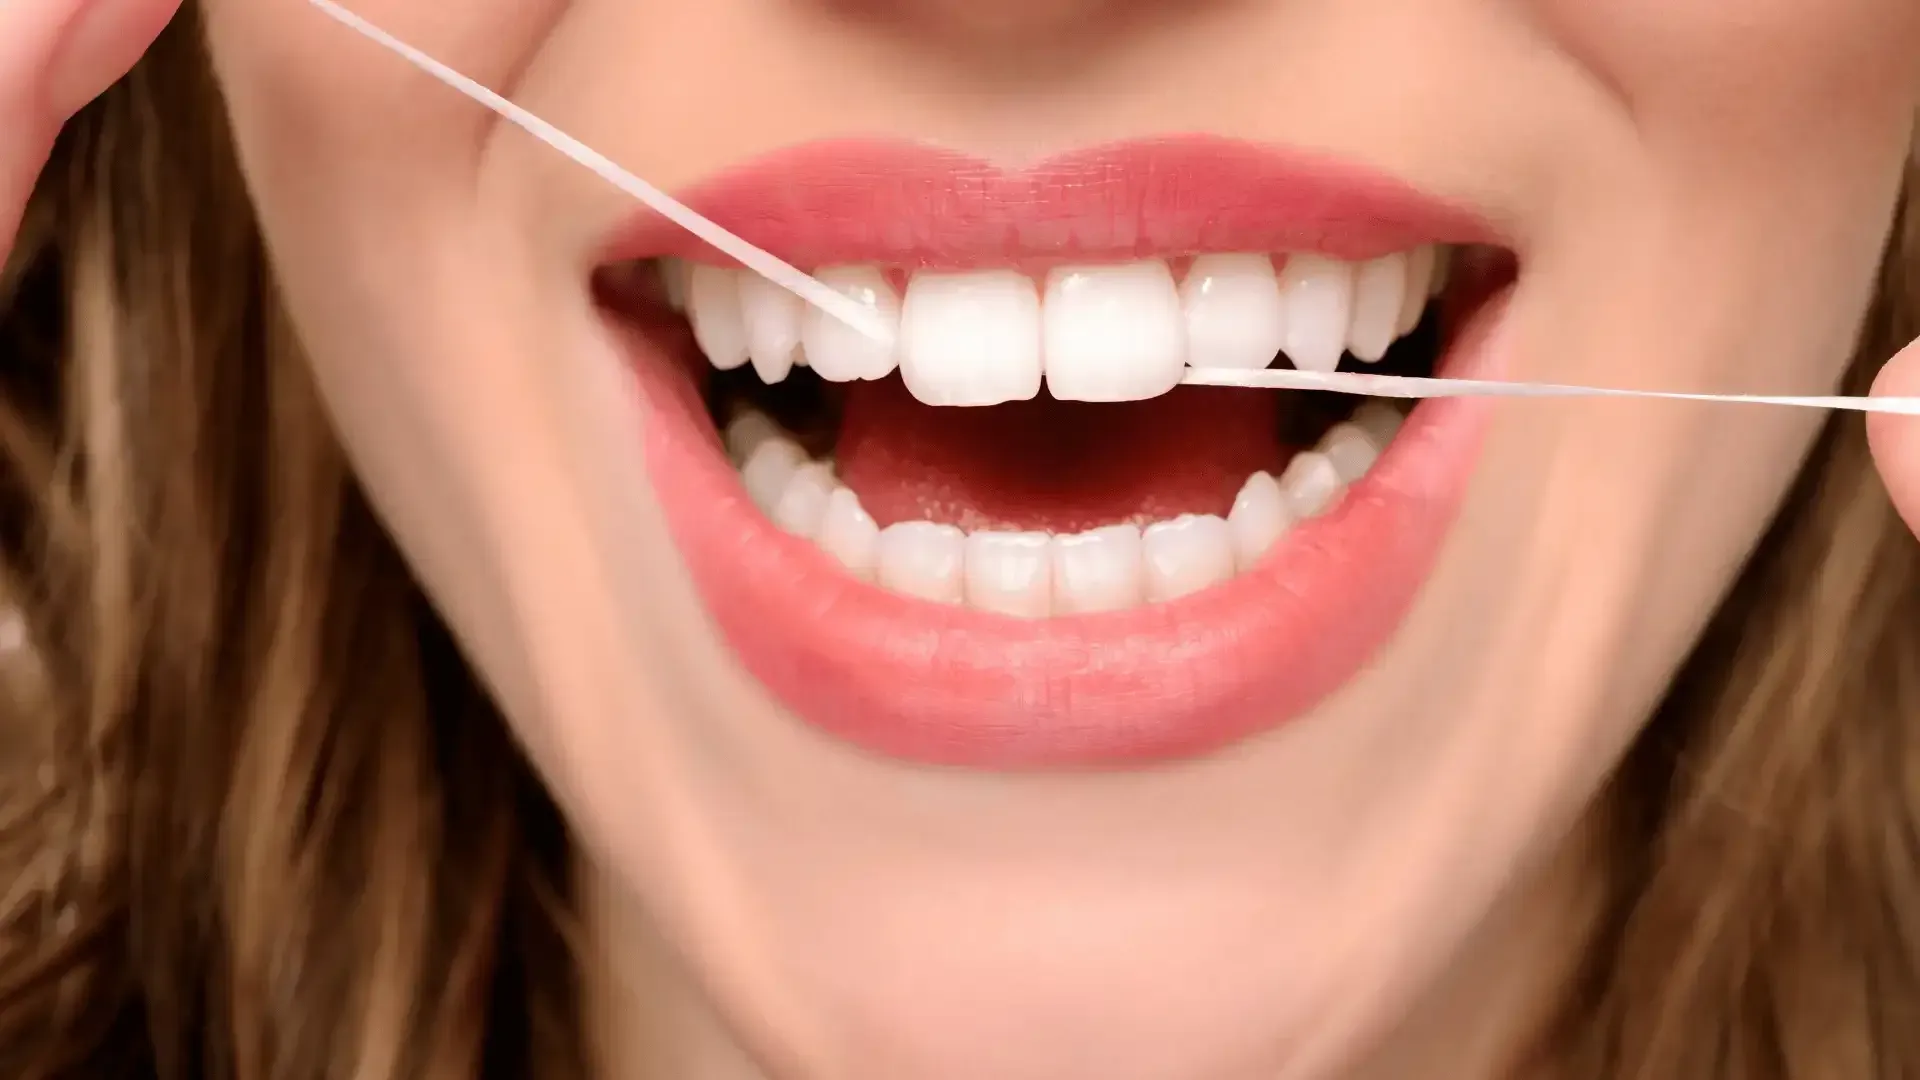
[628,299,1508,770]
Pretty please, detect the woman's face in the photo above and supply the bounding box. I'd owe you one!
[199,1,1918,1076]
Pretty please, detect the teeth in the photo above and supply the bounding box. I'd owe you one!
[1141,515,1235,602]
[723,406,1408,614]
[876,522,968,604]
[677,245,1450,397]
[1347,254,1409,364]
[1179,254,1288,371]
[771,462,835,536]
[802,265,901,383]
[817,487,881,579]
[739,435,807,514]
[964,531,1054,618]
[1275,254,1356,374]
[1052,525,1146,614]
[1228,472,1290,571]
[1317,422,1383,485]
[1350,400,1406,446]
[1043,261,1186,402]
[739,274,804,384]
[688,264,752,372]
[900,270,1044,407]
[1277,451,1344,519]
[723,409,782,464]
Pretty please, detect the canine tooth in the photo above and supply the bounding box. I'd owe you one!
[803,265,901,383]
[1348,253,1409,363]
[661,259,691,311]
[1400,246,1437,336]
[771,462,834,537]
[1051,524,1145,614]
[817,487,881,579]
[740,437,807,514]
[1142,515,1235,602]
[1043,260,1186,401]
[900,271,1043,407]
[1279,451,1344,519]
[1228,471,1290,570]
[1350,401,1405,446]
[1180,253,1288,370]
[689,265,751,371]
[738,274,802,384]
[964,531,1053,618]
[876,521,968,603]
[723,409,781,464]
[1277,254,1355,374]
[1318,423,1382,484]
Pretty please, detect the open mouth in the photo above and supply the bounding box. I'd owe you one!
[599,138,1515,769]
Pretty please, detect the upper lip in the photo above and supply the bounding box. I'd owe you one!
[597,134,1502,271]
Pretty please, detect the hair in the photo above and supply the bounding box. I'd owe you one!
[0,10,1916,1080]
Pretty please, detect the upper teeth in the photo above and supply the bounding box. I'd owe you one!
[673,248,1447,406]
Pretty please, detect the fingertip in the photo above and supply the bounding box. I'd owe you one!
[1867,336,1920,527]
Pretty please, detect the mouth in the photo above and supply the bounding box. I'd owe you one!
[599,136,1516,769]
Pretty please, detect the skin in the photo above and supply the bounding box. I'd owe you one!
[7,0,1920,1076]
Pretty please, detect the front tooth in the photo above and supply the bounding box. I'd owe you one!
[1043,261,1186,401]
[1347,254,1409,363]
[876,521,967,603]
[900,271,1043,407]
[802,265,901,383]
[1141,515,1235,602]
[964,531,1053,618]
[1229,471,1290,570]
[771,462,834,537]
[1278,451,1344,519]
[1399,246,1437,336]
[1180,253,1288,370]
[1051,524,1145,614]
[817,487,881,579]
[738,275,802,384]
[1317,423,1382,484]
[688,265,751,371]
[1276,255,1355,374]
[740,436,807,514]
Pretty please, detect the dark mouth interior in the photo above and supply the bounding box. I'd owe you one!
[695,303,1446,535]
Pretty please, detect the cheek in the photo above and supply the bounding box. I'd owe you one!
[197,0,570,270]
[1535,0,1920,159]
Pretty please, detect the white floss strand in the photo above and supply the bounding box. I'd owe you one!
[1179,366,1920,416]
[305,0,891,345]
[307,0,1920,419]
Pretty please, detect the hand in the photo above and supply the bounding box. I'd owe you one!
[1868,335,1920,534]
[0,0,180,264]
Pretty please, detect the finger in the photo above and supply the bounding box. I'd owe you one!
[0,0,180,264]
[0,0,75,264]
[46,0,183,119]
[1867,335,1920,535]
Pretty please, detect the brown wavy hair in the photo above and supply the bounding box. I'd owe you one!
[1,11,1917,1080]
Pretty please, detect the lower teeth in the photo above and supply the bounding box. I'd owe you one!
[724,400,1407,617]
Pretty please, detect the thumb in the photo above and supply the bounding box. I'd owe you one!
[1866,334,1920,536]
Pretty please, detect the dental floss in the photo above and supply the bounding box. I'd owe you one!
[1178,366,1920,416]
[307,0,1920,419]
[304,0,892,346]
